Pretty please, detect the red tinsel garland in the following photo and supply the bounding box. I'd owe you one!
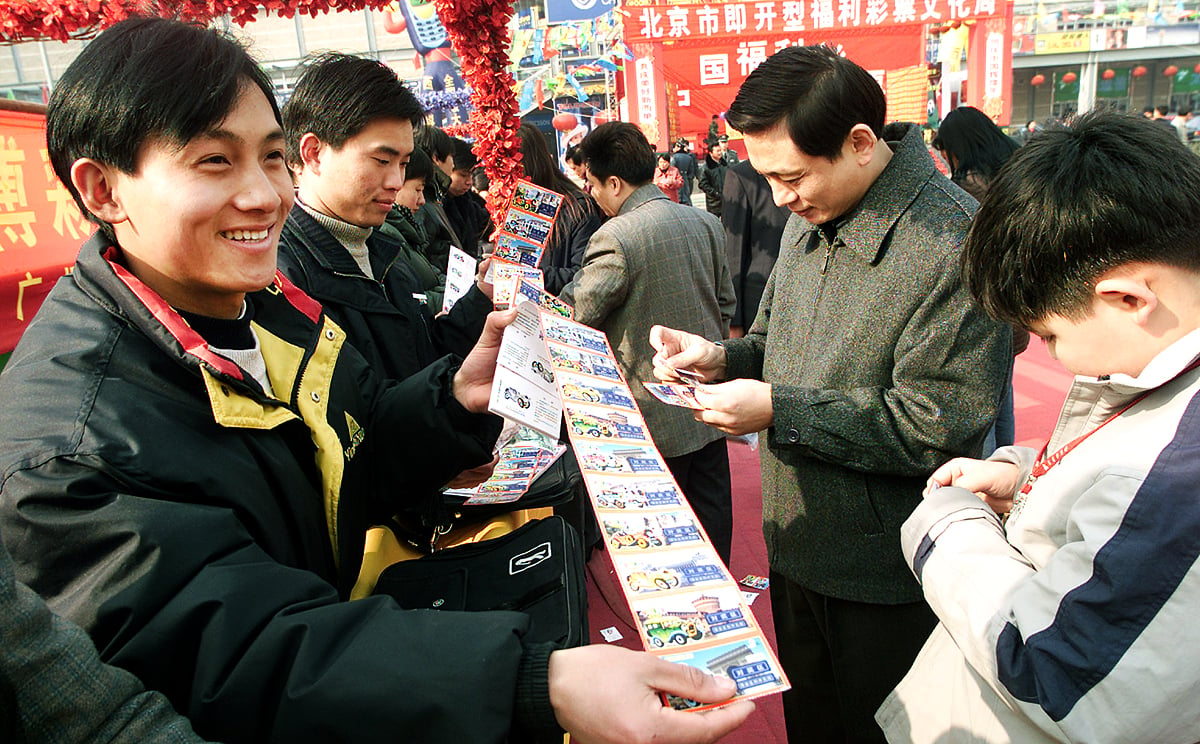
[2,0,522,225]
[0,1,402,42]
[432,0,522,224]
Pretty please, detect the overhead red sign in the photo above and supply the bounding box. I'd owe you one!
[0,104,90,354]
[623,0,1009,43]
[626,27,927,148]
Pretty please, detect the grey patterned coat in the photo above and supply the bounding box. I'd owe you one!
[562,184,736,458]
[723,123,1010,604]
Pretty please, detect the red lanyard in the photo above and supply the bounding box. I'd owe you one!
[1020,357,1200,495]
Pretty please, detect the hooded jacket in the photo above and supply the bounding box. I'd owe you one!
[0,234,560,743]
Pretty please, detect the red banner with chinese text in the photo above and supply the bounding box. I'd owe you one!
[627,27,926,149]
[0,104,90,354]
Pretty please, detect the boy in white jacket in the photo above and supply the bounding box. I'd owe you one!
[877,111,1200,744]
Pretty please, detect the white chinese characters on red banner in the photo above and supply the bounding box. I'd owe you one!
[624,0,1005,42]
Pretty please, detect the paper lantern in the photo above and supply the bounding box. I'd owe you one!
[1102,68,1116,80]
[1194,62,1200,74]
[1030,74,1046,86]
[551,113,578,132]
[1132,65,1148,77]
[1164,65,1179,77]
[1061,71,1078,84]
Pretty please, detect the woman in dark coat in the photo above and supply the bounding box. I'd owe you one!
[516,123,605,295]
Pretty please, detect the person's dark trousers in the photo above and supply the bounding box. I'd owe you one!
[664,437,732,565]
[769,572,937,743]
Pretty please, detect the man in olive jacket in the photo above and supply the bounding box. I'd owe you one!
[651,46,1010,743]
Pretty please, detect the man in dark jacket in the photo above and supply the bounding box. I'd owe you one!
[721,159,790,333]
[652,46,1009,743]
[0,18,752,744]
[697,139,730,216]
[671,137,698,205]
[278,56,489,384]
[278,53,498,498]
[443,137,493,258]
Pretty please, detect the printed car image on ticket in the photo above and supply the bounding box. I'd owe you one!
[557,371,637,410]
[547,343,623,382]
[601,511,705,552]
[493,233,545,268]
[540,313,611,355]
[661,636,790,709]
[511,179,565,219]
[586,475,684,511]
[500,208,554,245]
[564,403,649,442]
[612,549,731,595]
[575,442,666,475]
[631,585,756,652]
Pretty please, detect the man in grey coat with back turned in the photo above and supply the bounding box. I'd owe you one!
[562,122,738,564]
[650,46,1010,743]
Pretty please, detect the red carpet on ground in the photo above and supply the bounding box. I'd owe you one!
[579,340,1072,743]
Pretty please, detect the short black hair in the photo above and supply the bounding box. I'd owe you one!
[726,45,885,160]
[578,122,654,186]
[450,138,477,171]
[932,106,1020,185]
[46,17,278,228]
[405,146,434,183]
[415,125,454,163]
[963,111,1200,327]
[282,52,422,165]
[564,145,584,166]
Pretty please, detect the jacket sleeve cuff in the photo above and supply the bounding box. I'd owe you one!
[901,485,1002,582]
[511,642,565,743]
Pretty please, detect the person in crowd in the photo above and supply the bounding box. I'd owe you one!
[878,111,1200,744]
[1173,106,1191,145]
[472,164,490,200]
[561,122,738,564]
[698,137,730,217]
[0,532,209,743]
[650,45,1009,742]
[412,124,461,272]
[375,146,448,309]
[0,17,754,744]
[1016,119,1041,145]
[515,122,604,295]
[931,106,1019,201]
[564,144,589,188]
[718,134,741,165]
[671,137,698,205]
[933,105,1030,451]
[1153,105,1176,133]
[653,151,684,203]
[278,53,492,392]
[443,136,493,258]
[722,158,790,336]
[707,113,721,145]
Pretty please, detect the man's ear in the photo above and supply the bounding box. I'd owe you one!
[297,132,327,174]
[70,158,127,225]
[846,124,879,165]
[1094,275,1158,325]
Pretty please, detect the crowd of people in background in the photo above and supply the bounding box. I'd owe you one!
[5,14,1200,744]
